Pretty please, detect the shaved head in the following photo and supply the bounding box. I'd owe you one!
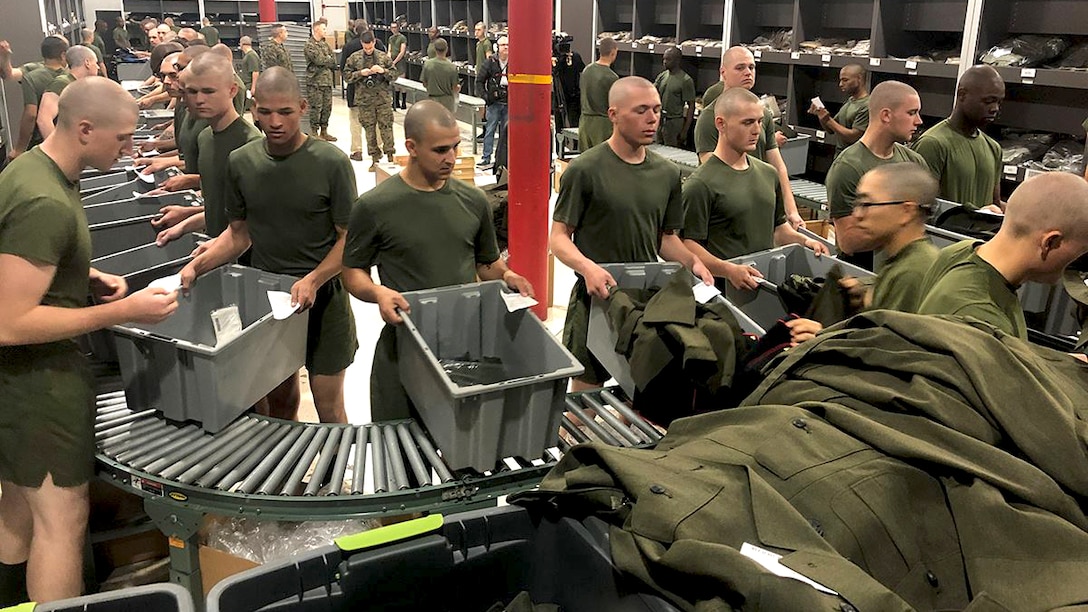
[404,99,457,141]
[958,64,1003,94]
[65,45,97,71]
[721,45,754,68]
[598,37,617,57]
[864,162,939,216]
[150,41,184,72]
[1004,173,1088,239]
[841,64,866,79]
[182,44,210,62]
[187,51,235,86]
[57,76,137,129]
[210,43,233,60]
[713,86,760,119]
[719,46,756,89]
[254,66,302,103]
[869,80,918,114]
[608,75,657,107]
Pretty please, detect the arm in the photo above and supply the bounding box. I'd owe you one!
[659,232,713,285]
[250,71,259,96]
[682,238,763,290]
[342,265,410,325]
[549,220,616,299]
[36,92,59,139]
[289,226,348,310]
[0,42,18,81]
[178,220,251,288]
[394,42,406,65]
[0,254,175,345]
[810,104,863,146]
[774,223,829,255]
[476,258,534,297]
[11,104,37,157]
[682,99,695,144]
[764,148,805,229]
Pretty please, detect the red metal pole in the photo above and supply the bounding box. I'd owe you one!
[507,0,553,320]
[258,0,277,23]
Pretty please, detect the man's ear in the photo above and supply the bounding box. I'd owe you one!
[405,138,417,156]
[1041,230,1064,260]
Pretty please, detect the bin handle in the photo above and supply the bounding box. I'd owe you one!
[334,514,444,553]
[0,603,36,612]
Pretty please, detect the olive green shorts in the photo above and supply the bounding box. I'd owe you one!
[305,278,358,376]
[562,279,612,385]
[369,324,415,422]
[0,343,95,488]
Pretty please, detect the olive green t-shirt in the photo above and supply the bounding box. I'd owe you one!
[681,154,785,261]
[826,141,928,219]
[45,73,76,96]
[240,50,260,90]
[421,57,460,111]
[22,66,66,147]
[695,104,777,161]
[196,116,263,236]
[427,40,438,59]
[176,105,210,174]
[833,95,869,157]
[388,33,407,70]
[917,239,1027,339]
[79,43,104,66]
[870,238,939,313]
[0,147,89,313]
[554,143,684,264]
[580,62,617,118]
[344,174,500,293]
[200,25,220,46]
[232,73,247,115]
[912,119,1002,211]
[475,38,493,73]
[113,26,129,49]
[702,81,724,108]
[654,69,695,119]
[226,136,357,276]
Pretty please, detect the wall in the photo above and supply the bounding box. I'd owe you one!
[315,0,349,31]
[83,0,123,20]
[2,0,49,154]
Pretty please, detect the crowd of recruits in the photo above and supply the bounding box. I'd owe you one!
[2,27,1088,607]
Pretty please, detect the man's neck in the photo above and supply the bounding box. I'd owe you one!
[947,111,979,137]
[852,89,868,101]
[859,130,898,158]
[607,134,646,164]
[596,58,611,67]
[882,224,926,259]
[266,131,307,157]
[668,66,682,75]
[977,236,1027,286]
[43,60,64,70]
[401,163,447,192]
[38,135,83,182]
[714,145,748,170]
[210,109,240,133]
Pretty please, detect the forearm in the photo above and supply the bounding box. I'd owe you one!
[36,112,55,139]
[768,152,801,218]
[683,105,694,135]
[476,258,511,282]
[0,301,132,346]
[774,224,809,248]
[682,238,733,278]
[549,229,597,277]
[341,265,384,303]
[15,107,35,152]
[303,233,347,287]
[658,233,699,270]
[188,226,249,276]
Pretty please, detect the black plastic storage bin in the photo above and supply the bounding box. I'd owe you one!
[31,583,194,611]
[207,505,678,612]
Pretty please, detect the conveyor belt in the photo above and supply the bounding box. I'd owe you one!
[790,178,829,212]
[647,144,699,177]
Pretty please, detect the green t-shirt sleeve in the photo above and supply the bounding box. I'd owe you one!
[20,77,37,106]
[694,111,717,155]
[472,193,501,265]
[826,159,860,219]
[0,197,79,267]
[762,110,778,151]
[773,177,786,227]
[911,135,946,180]
[681,177,712,241]
[919,293,1017,336]
[553,163,588,228]
[852,104,869,131]
[343,199,379,270]
[682,76,696,105]
[45,77,66,96]
[224,152,246,222]
[662,169,684,232]
[328,152,358,228]
[242,53,260,74]
[420,61,430,86]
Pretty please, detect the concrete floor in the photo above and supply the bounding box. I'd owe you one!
[298,95,577,424]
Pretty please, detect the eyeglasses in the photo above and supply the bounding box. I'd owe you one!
[852,199,910,210]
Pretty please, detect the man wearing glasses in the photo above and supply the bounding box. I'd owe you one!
[826,80,928,271]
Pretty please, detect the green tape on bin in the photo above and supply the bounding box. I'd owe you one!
[334,514,444,552]
[0,604,36,612]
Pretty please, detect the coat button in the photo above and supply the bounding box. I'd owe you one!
[649,484,666,495]
[840,604,858,612]
[926,571,939,587]
[792,418,808,429]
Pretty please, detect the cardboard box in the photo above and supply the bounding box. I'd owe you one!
[394,154,410,166]
[375,163,402,184]
[553,158,569,193]
[451,167,476,182]
[199,545,260,597]
[807,219,835,242]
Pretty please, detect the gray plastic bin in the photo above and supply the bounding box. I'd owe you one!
[91,234,202,292]
[83,191,200,226]
[80,168,178,206]
[89,218,161,260]
[726,245,874,330]
[32,583,194,611]
[587,262,764,398]
[207,504,677,612]
[114,264,308,432]
[397,281,584,471]
[780,134,811,176]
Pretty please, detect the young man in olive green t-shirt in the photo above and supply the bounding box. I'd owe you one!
[0,77,177,606]
[912,65,1005,213]
[550,76,713,389]
[827,80,928,271]
[682,89,828,291]
[36,45,98,140]
[421,39,460,113]
[388,23,408,109]
[181,67,358,424]
[239,36,261,96]
[5,36,69,158]
[653,47,695,147]
[809,64,869,157]
[918,172,1088,341]
[578,37,618,150]
[474,21,493,72]
[343,101,533,421]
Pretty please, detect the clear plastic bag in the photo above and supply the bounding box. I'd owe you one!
[203,516,381,564]
[1023,140,1085,175]
[980,35,1071,68]
[999,131,1055,165]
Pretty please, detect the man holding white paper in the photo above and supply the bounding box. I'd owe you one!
[180,67,358,424]
[808,64,869,158]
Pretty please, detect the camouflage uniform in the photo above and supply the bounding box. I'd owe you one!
[304,36,337,130]
[260,38,293,72]
[345,48,396,163]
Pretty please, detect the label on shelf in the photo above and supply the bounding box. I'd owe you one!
[1003,165,1018,175]
[1024,168,1046,180]
[648,43,654,50]
[1022,79,1033,85]
[632,42,638,49]
[753,50,762,59]
[816,129,827,139]
[821,54,831,63]
[1021,68,1036,79]
[791,52,800,59]
[905,60,918,70]
[695,45,702,55]
[869,58,881,66]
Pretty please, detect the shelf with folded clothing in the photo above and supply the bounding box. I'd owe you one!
[404,0,434,29]
[632,0,679,45]
[685,55,725,97]
[869,70,954,124]
[792,0,874,67]
[362,0,396,25]
[973,0,1088,91]
[868,0,965,80]
[485,0,508,24]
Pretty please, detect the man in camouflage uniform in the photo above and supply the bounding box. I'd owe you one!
[345,30,395,170]
[304,20,337,141]
[261,24,293,73]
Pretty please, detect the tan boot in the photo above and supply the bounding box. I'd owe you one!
[322,128,338,142]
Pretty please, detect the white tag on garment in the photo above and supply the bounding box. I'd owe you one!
[740,542,839,596]
[500,291,538,312]
[692,282,721,304]
[148,273,182,293]
[136,171,156,183]
[267,291,300,320]
[210,305,243,345]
